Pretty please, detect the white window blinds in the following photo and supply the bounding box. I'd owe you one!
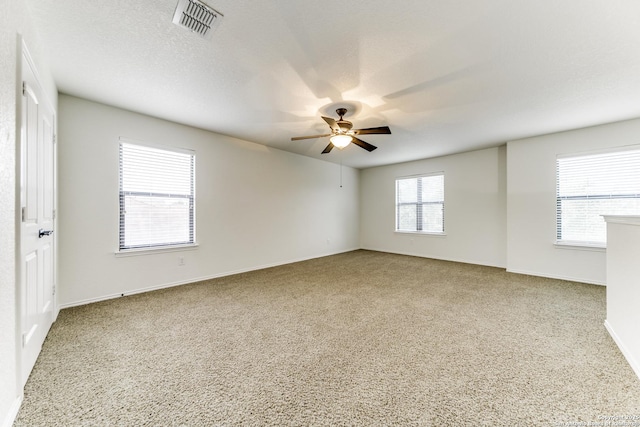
[119,141,195,250]
[396,173,444,233]
[556,147,640,246]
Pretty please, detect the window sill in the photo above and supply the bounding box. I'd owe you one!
[553,241,605,252]
[115,243,199,257]
[395,231,447,237]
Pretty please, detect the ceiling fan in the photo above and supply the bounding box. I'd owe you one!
[291,108,391,154]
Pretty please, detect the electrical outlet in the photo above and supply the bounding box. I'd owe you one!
[178,257,185,266]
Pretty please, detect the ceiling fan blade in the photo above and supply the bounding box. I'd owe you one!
[322,116,340,133]
[291,133,331,141]
[351,137,377,152]
[354,126,391,135]
[321,142,335,154]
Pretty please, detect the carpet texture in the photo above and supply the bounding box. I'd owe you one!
[14,250,640,426]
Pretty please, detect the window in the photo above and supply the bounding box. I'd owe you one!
[396,173,444,233]
[556,146,640,246]
[119,140,195,251]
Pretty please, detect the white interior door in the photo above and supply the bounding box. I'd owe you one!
[20,46,56,387]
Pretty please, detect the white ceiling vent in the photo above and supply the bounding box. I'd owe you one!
[172,0,223,40]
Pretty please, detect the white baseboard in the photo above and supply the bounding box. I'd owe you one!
[360,247,506,269]
[505,268,605,286]
[2,394,23,427]
[357,247,604,286]
[59,248,360,309]
[604,320,640,381]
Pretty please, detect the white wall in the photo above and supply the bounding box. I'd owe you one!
[506,118,640,285]
[604,216,640,380]
[0,1,57,426]
[57,95,359,306]
[360,146,507,267]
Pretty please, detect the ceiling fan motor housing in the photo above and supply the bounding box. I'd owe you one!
[335,108,352,133]
[337,120,353,133]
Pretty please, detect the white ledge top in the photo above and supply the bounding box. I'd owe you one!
[602,215,640,226]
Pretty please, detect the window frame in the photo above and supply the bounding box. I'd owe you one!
[117,138,196,254]
[555,145,640,248]
[395,172,445,235]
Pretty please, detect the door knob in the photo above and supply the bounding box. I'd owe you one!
[38,229,54,238]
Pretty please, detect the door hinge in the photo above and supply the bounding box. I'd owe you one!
[53,209,56,220]
[52,284,56,297]
[21,207,26,222]
[22,81,26,96]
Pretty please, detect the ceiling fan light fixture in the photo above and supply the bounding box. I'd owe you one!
[330,134,352,149]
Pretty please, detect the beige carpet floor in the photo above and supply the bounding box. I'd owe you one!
[14,250,640,426]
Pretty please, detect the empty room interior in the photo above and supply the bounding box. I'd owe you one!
[2,0,640,425]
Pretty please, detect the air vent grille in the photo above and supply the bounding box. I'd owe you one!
[172,0,223,39]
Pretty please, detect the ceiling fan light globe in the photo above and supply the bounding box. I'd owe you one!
[330,134,352,149]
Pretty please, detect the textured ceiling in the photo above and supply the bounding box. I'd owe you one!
[25,0,640,169]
